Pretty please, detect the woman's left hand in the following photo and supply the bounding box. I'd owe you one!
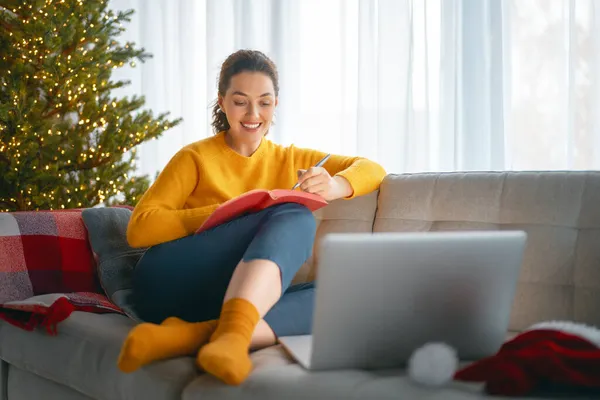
[296,167,353,201]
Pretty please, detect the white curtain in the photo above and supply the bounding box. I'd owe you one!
[109,0,600,179]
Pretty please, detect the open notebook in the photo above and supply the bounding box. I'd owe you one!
[195,189,328,234]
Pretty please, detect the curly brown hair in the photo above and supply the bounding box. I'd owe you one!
[211,50,280,134]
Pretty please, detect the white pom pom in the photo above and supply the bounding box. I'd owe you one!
[408,342,458,387]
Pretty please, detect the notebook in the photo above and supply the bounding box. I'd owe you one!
[195,189,328,234]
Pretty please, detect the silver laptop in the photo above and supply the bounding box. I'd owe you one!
[279,231,527,371]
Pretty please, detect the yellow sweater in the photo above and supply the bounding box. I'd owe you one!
[127,131,386,247]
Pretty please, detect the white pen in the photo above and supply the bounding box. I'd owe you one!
[292,154,331,190]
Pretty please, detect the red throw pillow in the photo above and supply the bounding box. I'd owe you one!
[0,209,102,303]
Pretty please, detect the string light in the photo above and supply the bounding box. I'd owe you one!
[2,0,173,211]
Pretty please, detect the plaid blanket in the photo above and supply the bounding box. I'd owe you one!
[0,210,124,334]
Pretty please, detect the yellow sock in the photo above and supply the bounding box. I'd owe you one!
[161,316,187,326]
[117,317,217,373]
[196,298,260,385]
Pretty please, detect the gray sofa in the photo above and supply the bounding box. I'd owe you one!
[1,171,599,400]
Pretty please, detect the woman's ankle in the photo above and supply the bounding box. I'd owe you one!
[250,319,277,350]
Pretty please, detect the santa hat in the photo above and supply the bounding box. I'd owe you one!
[408,321,600,396]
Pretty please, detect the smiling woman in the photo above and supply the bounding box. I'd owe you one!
[116,49,386,386]
[219,71,277,155]
[212,51,280,155]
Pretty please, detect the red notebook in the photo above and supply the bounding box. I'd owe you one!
[195,189,329,234]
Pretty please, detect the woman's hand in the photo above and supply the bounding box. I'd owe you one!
[296,167,353,201]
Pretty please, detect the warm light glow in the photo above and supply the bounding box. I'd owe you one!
[2,0,177,211]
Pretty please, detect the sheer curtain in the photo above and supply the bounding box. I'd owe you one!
[109,0,600,179]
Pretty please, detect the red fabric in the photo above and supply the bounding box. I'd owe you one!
[0,297,74,334]
[0,209,124,334]
[1,210,99,294]
[454,329,600,396]
[196,189,328,234]
[0,293,122,335]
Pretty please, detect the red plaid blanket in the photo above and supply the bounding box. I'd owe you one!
[0,210,124,334]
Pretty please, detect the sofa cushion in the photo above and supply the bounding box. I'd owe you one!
[81,207,146,321]
[182,342,563,400]
[0,312,197,400]
[0,210,100,302]
[7,366,94,400]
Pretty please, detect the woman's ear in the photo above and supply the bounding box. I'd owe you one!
[217,95,224,112]
[275,97,279,107]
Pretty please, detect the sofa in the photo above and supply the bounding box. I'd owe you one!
[1,171,599,400]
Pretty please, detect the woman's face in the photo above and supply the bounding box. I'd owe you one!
[219,71,278,143]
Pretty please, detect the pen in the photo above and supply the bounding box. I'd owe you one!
[292,154,331,190]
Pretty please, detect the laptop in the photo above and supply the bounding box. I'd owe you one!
[279,231,527,371]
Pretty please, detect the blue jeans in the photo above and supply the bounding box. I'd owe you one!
[132,203,317,337]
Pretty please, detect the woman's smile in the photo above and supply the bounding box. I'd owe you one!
[240,121,262,132]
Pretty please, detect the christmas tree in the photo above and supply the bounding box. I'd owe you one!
[0,0,181,211]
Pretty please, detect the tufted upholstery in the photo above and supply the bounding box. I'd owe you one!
[293,190,379,284]
[372,171,600,331]
[294,171,600,331]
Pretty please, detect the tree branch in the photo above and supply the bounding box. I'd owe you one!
[0,151,9,166]
[0,199,16,210]
[0,4,24,21]
[62,39,93,56]
[0,19,13,32]
[42,98,78,119]
[58,154,112,173]
[36,136,42,170]
[16,191,25,210]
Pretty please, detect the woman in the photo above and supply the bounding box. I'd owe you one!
[117,50,386,385]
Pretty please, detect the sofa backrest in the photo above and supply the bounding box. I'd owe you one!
[374,171,600,331]
[293,191,378,284]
